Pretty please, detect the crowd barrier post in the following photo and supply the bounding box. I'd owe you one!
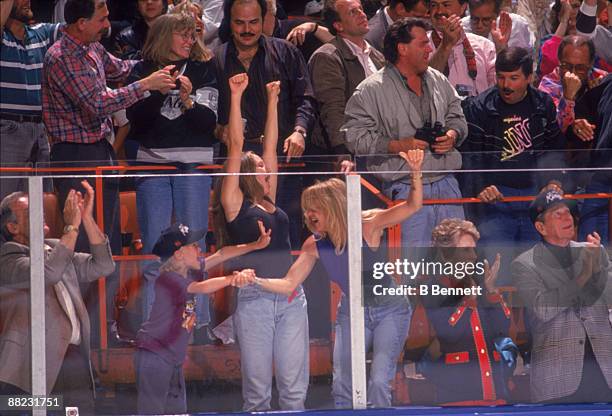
[28,176,47,416]
[347,174,367,409]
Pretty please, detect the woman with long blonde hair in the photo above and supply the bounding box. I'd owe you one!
[251,149,424,408]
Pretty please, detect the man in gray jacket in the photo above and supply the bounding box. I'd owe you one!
[309,0,386,155]
[512,189,612,403]
[0,180,115,413]
[343,17,467,246]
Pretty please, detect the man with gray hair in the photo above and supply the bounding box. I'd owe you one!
[512,189,612,403]
[0,181,115,412]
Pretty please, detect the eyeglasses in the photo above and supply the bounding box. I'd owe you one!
[559,62,590,74]
[470,16,496,25]
[173,32,196,42]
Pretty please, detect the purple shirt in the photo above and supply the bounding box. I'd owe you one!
[137,271,195,365]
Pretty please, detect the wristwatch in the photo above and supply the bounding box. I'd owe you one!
[63,224,79,234]
[294,126,307,139]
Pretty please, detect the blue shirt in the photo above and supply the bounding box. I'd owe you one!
[1,23,61,115]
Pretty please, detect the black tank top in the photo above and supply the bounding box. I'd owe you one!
[226,198,293,278]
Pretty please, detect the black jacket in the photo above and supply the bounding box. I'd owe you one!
[575,74,612,169]
[113,18,148,60]
[213,36,316,152]
[460,85,567,196]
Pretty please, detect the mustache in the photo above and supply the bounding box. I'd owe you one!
[240,32,255,37]
[502,88,514,94]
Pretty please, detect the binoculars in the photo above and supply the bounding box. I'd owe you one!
[414,122,446,145]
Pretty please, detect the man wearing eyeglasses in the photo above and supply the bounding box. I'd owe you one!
[538,34,607,134]
[460,0,534,52]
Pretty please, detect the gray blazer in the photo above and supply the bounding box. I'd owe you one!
[365,8,389,54]
[512,241,612,402]
[0,239,115,393]
[308,36,385,151]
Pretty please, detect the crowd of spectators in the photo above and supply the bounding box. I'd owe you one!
[1,0,611,413]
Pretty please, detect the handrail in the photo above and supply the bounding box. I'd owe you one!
[0,162,306,173]
[359,175,612,205]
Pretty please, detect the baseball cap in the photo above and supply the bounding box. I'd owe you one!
[529,189,577,224]
[152,223,206,259]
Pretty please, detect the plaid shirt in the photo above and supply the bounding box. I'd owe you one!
[42,30,147,145]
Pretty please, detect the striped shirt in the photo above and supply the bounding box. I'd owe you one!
[0,23,61,115]
[42,30,147,145]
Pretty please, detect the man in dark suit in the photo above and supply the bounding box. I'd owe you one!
[512,189,612,403]
[0,180,115,413]
[366,0,430,52]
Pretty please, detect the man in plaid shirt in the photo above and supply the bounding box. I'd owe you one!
[41,0,175,337]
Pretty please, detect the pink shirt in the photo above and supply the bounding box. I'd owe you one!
[538,35,562,78]
[428,32,497,97]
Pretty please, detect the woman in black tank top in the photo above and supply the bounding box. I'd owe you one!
[210,73,309,411]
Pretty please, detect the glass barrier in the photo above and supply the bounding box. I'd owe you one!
[0,151,610,414]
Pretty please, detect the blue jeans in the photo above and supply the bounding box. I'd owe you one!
[579,176,611,244]
[476,185,542,246]
[383,175,465,247]
[135,349,186,415]
[333,296,412,408]
[233,284,309,411]
[136,172,212,325]
[476,185,542,285]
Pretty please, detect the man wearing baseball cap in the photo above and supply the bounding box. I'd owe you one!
[511,189,612,403]
[135,222,264,414]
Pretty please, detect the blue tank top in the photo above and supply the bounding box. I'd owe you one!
[226,198,293,278]
[316,233,402,305]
